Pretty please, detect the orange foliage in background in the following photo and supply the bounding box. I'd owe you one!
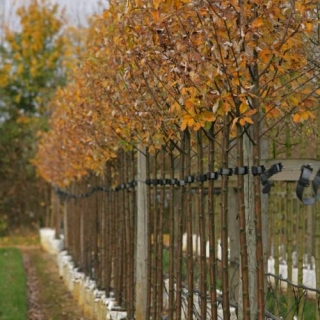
[35,0,320,187]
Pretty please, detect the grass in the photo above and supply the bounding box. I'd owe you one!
[0,248,27,320]
[266,291,318,319]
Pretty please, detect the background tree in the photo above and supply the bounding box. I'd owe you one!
[0,0,78,230]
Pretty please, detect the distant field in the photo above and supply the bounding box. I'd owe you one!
[0,248,27,320]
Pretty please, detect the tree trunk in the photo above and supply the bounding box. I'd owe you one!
[297,203,305,319]
[207,125,218,320]
[135,146,148,320]
[242,127,257,320]
[237,124,251,320]
[221,115,231,319]
[286,182,294,318]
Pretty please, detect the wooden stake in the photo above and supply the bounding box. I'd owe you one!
[135,146,148,320]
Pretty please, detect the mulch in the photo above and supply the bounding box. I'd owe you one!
[23,250,45,320]
[22,247,88,320]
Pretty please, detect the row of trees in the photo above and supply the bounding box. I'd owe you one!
[34,1,320,319]
[1,0,320,319]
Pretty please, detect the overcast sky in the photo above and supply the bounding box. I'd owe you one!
[51,0,106,25]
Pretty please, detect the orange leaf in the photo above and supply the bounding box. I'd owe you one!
[187,117,194,127]
[185,99,194,109]
[151,10,160,22]
[293,113,301,123]
[251,17,264,29]
[243,117,254,124]
[193,122,203,131]
[245,109,257,117]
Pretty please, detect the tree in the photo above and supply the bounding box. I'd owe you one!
[0,0,72,229]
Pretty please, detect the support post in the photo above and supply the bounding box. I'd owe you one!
[135,146,148,319]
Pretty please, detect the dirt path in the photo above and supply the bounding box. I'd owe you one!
[22,247,90,320]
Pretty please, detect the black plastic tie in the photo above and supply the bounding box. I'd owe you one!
[125,180,136,188]
[298,165,312,187]
[196,174,207,182]
[234,166,249,175]
[171,179,178,185]
[218,168,233,176]
[184,175,195,183]
[268,163,283,177]
[261,162,282,194]
[296,164,314,205]
[313,168,320,202]
[206,172,218,180]
[251,165,266,176]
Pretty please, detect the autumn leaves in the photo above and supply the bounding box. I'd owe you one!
[34,0,319,187]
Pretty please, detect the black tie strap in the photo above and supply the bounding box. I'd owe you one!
[218,168,233,176]
[251,165,265,176]
[260,163,283,194]
[234,166,249,175]
[296,165,314,205]
[312,168,320,202]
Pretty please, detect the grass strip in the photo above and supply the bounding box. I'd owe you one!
[0,247,27,320]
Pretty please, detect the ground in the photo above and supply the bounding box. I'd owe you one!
[23,247,90,320]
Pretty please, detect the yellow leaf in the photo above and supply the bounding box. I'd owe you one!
[305,22,313,33]
[239,103,248,114]
[170,102,181,113]
[307,110,316,119]
[189,86,198,98]
[300,111,309,121]
[201,110,216,122]
[153,0,163,10]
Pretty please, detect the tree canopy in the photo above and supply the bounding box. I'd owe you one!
[35,0,319,187]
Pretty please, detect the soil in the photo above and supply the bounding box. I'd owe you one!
[22,247,90,320]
